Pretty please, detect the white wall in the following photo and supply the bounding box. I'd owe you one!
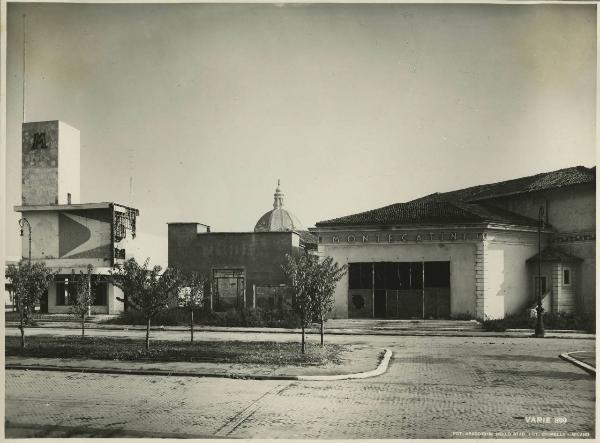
[486,230,540,317]
[320,240,478,319]
[125,230,168,269]
[20,211,59,260]
[489,185,595,233]
[57,122,81,205]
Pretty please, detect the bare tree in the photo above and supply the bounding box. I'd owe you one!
[69,265,94,337]
[179,272,208,343]
[108,258,182,351]
[6,260,56,350]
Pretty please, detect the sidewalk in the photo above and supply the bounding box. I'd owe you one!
[5,321,595,339]
[5,345,391,381]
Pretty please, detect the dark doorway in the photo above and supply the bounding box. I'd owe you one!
[374,290,386,318]
[424,261,451,319]
[39,289,48,313]
[397,262,423,319]
[348,260,451,319]
[213,269,245,311]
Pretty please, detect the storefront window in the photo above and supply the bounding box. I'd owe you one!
[55,276,77,305]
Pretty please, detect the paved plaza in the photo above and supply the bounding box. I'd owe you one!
[5,329,595,438]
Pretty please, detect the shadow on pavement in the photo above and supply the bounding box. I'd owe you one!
[5,421,224,438]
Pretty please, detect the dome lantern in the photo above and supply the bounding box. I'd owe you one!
[254,180,304,232]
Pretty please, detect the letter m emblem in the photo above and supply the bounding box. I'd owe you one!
[31,132,48,150]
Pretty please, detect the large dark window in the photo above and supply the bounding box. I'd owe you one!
[398,263,411,289]
[374,262,401,290]
[410,262,423,290]
[55,275,109,306]
[91,276,108,305]
[348,263,373,290]
[55,276,77,305]
[424,262,451,287]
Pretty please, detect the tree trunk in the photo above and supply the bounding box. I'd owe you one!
[145,317,151,352]
[81,313,85,337]
[19,309,25,351]
[190,310,194,343]
[320,314,324,347]
[301,324,306,354]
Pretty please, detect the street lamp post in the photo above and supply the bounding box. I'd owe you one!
[534,206,545,338]
[18,217,32,263]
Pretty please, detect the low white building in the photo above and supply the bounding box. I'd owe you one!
[312,166,595,320]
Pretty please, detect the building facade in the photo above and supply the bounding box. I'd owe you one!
[12,120,148,314]
[168,182,316,311]
[312,166,595,320]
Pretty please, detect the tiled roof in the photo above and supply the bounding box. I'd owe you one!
[526,246,583,263]
[410,166,595,204]
[315,201,540,227]
[316,165,594,228]
[297,230,318,246]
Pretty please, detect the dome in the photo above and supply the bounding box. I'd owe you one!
[254,180,305,232]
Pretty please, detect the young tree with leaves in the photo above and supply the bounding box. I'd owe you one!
[282,254,317,354]
[6,260,56,350]
[69,265,95,337]
[108,257,182,351]
[179,272,208,343]
[312,257,346,347]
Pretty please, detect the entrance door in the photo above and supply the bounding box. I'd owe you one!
[39,289,48,313]
[374,290,387,318]
[397,262,423,319]
[213,269,245,311]
[424,261,451,319]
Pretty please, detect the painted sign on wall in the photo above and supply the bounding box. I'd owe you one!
[319,231,487,245]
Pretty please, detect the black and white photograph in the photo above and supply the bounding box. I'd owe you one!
[1,1,596,439]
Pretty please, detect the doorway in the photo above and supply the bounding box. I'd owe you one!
[374,290,386,318]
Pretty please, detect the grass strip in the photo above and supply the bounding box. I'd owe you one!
[6,335,345,366]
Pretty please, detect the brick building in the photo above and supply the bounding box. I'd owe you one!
[312,166,595,320]
[168,181,317,311]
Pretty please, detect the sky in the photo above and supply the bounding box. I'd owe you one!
[4,3,596,259]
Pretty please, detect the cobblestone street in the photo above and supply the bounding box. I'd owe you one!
[5,332,595,438]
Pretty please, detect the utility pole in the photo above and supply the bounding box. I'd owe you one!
[22,14,27,123]
[534,206,545,338]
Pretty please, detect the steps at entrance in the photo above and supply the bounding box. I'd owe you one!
[11,314,119,324]
[326,319,483,332]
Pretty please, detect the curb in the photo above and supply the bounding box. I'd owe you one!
[5,348,393,381]
[297,348,392,381]
[559,352,596,376]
